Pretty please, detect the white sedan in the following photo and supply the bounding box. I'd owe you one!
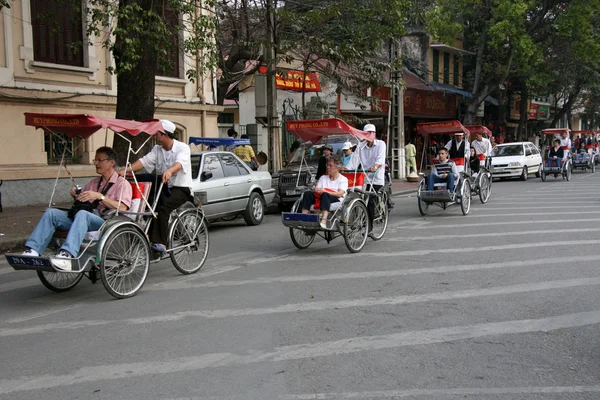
[490,142,543,181]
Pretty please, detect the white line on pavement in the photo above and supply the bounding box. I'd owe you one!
[482,205,600,210]
[389,218,600,230]
[4,304,83,324]
[383,227,600,241]
[149,255,599,291]
[281,386,600,399]
[3,276,600,337]
[3,309,600,394]
[435,210,596,219]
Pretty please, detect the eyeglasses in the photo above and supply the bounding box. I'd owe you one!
[92,158,109,163]
[437,153,446,156]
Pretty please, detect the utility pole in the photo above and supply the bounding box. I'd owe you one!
[265,0,281,172]
[390,39,406,179]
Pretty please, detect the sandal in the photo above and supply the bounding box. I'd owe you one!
[320,219,328,230]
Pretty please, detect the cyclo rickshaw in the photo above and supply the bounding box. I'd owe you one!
[4,113,209,299]
[465,125,493,204]
[540,128,573,181]
[571,130,597,172]
[280,119,390,253]
[416,120,472,216]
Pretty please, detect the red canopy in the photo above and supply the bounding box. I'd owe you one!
[25,113,165,139]
[572,130,598,135]
[465,125,492,136]
[541,128,570,135]
[416,120,470,137]
[285,118,374,143]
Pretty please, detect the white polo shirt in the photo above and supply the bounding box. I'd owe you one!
[140,140,193,190]
[359,139,387,186]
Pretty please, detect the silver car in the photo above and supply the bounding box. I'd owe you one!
[190,151,275,225]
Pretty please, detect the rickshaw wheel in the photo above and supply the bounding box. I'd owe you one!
[37,270,84,293]
[290,227,315,249]
[566,164,572,181]
[541,168,546,181]
[169,209,209,274]
[593,163,596,173]
[370,192,389,241]
[478,174,491,204]
[99,227,150,299]
[460,180,471,215]
[344,201,369,253]
[417,181,429,216]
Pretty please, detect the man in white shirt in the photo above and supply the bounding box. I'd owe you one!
[120,120,193,252]
[445,132,470,173]
[471,131,492,157]
[560,131,572,154]
[359,124,387,232]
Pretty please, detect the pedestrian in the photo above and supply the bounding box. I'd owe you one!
[119,120,193,253]
[23,146,132,270]
[404,139,417,174]
[226,128,238,152]
[234,134,260,170]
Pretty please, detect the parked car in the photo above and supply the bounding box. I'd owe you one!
[190,151,275,225]
[490,142,543,181]
[272,137,349,211]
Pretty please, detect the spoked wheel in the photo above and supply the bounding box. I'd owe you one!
[99,227,150,299]
[370,191,389,241]
[343,201,369,253]
[169,209,210,274]
[417,181,429,216]
[460,180,471,215]
[541,168,546,181]
[37,270,84,293]
[290,227,315,249]
[592,163,596,173]
[478,173,492,204]
[566,163,572,181]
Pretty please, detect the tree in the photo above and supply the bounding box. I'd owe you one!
[85,0,219,163]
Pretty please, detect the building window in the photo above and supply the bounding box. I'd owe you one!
[218,113,235,124]
[432,49,439,82]
[157,8,181,78]
[443,52,450,84]
[453,55,460,86]
[44,133,78,164]
[31,0,84,66]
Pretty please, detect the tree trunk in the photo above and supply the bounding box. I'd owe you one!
[112,0,160,166]
[517,83,528,142]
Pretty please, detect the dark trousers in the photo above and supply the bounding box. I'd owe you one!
[366,184,383,231]
[150,186,191,244]
[301,192,339,211]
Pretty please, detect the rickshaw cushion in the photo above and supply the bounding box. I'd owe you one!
[450,157,465,166]
[477,154,486,161]
[341,172,365,189]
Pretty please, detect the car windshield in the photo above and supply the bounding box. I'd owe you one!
[287,138,352,164]
[491,145,524,157]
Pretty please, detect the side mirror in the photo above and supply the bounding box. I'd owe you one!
[200,171,213,182]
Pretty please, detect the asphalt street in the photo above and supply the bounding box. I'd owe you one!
[2,172,600,399]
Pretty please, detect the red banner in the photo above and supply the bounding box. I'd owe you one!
[404,89,457,118]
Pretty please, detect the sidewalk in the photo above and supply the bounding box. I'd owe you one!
[0,180,419,253]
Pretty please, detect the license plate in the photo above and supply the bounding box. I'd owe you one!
[285,189,302,196]
[5,255,52,267]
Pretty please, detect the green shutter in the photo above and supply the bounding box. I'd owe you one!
[443,53,450,84]
[432,49,439,82]
[454,55,460,86]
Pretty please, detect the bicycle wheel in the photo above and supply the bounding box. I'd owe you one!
[344,201,369,253]
[460,180,471,215]
[100,227,150,299]
[370,192,389,241]
[290,227,315,249]
[478,173,491,204]
[37,270,84,293]
[417,181,429,216]
[169,209,209,274]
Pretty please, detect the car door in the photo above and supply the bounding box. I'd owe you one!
[524,144,535,170]
[197,153,229,217]
[218,153,250,212]
[530,144,542,170]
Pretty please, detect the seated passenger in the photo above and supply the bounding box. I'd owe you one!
[22,147,133,271]
[340,141,359,171]
[426,148,458,192]
[469,148,480,177]
[547,139,564,168]
[301,156,348,229]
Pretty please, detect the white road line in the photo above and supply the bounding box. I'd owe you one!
[435,210,595,219]
[151,255,600,291]
[3,309,600,394]
[3,276,600,337]
[282,240,600,262]
[281,386,600,399]
[482,205,600,210]
[4,304,83,324]
[394,218,600,230]
[384,227,600,241]
[0,277,41,294]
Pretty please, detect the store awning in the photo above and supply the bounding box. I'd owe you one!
[416,120,470,137]
[427,82,499,106]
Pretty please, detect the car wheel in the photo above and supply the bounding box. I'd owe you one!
[243,192,265,226]
[520,166,528,181]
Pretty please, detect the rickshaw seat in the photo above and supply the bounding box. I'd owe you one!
[310,201,343,212]
[341,172,365,190]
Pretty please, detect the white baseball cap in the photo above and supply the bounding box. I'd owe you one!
[160,119,176,135]
[363,124,376,133]
[454,131,464,136]
[342,141,353,150]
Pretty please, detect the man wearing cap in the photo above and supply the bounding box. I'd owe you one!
[120,120,193,253]
[360,124,387,231]
[445,131,470,173]
[341,141,359,170]
[316,145,333,180]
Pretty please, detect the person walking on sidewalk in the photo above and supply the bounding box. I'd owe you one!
[405,139,417,174]
[22,147,132,270]
[120,120,192,253]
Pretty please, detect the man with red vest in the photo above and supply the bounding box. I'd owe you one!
[445,132,470,173]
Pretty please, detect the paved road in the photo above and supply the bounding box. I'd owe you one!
[2,173,600,399]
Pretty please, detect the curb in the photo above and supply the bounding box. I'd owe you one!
[0,237,26,253]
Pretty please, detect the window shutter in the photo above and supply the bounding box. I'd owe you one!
[157,8,181,78]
